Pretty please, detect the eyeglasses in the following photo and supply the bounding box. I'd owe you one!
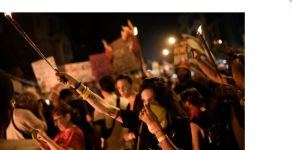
[53,116,63,123]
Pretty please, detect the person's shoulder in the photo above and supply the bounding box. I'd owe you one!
[73,126,84,136]
[14,108,33,118]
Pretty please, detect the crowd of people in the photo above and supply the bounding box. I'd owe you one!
[0,48,245,150]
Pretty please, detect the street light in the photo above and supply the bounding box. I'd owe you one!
[134,27,138,36]
[163,49,169,55]
[169,37,175,44]
[218,39,222,44]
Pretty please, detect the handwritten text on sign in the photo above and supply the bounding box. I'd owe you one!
[89,53,113,82]
[31,56,58,93]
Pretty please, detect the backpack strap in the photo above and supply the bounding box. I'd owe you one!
[11,115,32,139]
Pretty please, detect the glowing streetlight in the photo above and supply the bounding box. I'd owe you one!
[169,37,175,44]
[163,49,169,55]
[134,27,138,36]
[218,39,222,44]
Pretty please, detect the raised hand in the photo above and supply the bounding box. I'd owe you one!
[55,72,79,88]
[139,104,161,131]
[190,48,202,61]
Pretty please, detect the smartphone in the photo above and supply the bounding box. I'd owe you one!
[32,129,38,139]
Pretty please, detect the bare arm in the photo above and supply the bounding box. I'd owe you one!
[190,123,204,150]
[142,63,154,78]
[194,58,227,84]
[75,84,123,123]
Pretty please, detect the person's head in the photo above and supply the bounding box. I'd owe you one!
[181,88,204,109]
[99,75,115,97]
[17,91,39,112]
[139,77,188,126]
[231,56,245,89]
[52,104,80,131]
[175,61,192,83]
[0,69,14,139]
[59,89,73,103]
[116,73,133,98]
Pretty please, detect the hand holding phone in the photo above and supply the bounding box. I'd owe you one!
[32,129,39,139]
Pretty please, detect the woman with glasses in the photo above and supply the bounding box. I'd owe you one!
[32,104,85,150]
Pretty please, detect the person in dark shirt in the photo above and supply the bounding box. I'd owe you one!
[181,88,226,150]
[173,61,214,101]
[55,73,193,150]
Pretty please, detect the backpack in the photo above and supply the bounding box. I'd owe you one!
[101,97,120,139]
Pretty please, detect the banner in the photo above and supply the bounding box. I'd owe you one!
[89,53,113,82]
[31,56,58,93]
[110,37,141,76]
[60,61,95,83]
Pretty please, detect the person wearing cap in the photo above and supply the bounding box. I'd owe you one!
[173,60,214,101]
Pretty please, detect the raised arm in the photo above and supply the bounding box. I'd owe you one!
[191,48,228,84]
[142,63,154,78]
[55,73,123,123]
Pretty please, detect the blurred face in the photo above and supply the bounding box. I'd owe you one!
[141,89,161,106]
[53,113,70,131]
[176,68,191,83]
[117,79,132,98]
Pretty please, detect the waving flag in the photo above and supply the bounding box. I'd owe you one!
[181,34,216,62]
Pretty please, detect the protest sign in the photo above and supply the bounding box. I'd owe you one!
[61,61,95,83]
[89,53,113,82]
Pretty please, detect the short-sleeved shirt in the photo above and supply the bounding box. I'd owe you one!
[93,94,129,150]
[120,110,193,150]
[53,126,85,150]
[6,108,47,139]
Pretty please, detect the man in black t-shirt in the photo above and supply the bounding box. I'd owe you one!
[173,61,214,100]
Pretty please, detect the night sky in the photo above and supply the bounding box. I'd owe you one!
[57,13,182,64]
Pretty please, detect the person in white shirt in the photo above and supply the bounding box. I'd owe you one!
[92,76,129,150]
[6,91,47,139]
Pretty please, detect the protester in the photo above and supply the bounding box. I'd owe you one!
[115,73,143,150]
[6,91,47,139]
[92,75,129,150]
[181,88,225,150]
[60,88,95,150]
[191,48,245,150]
[32,104,85,150]
[173,61,214,101]
[56,72,193,150]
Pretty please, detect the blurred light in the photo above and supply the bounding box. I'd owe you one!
[172,74,177,79]
[218,39,222,44]
[169,37,175,44]
[163,49,169,55]
[164,65,170,71]
[226,64,229,69]
[191,71,194,77]
[45,99,50,105]
[134,27,138,36]
[222,59,227,64]
[4,12,12,17]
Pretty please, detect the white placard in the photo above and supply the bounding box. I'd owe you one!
[31,56,58,93]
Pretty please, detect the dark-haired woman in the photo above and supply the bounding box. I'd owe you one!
[32,104,85,150]
[56,72,193,150]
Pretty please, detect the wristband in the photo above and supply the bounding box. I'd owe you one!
[158,134,167,143]
[74,82,81,90]
[153,129,162,135]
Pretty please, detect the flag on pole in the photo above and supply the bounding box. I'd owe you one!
[181,34,216,62]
